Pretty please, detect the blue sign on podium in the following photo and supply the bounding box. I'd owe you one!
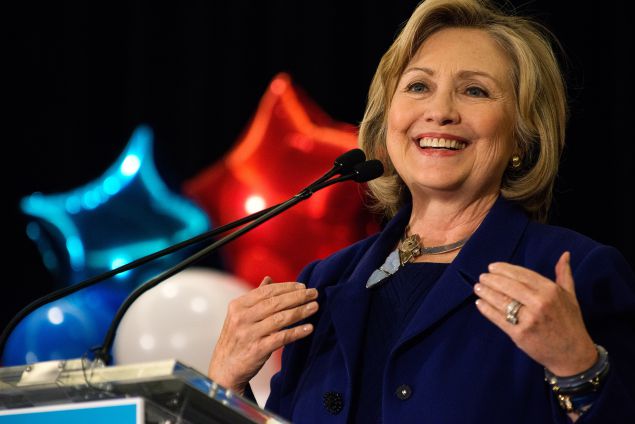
[0,397,143,424]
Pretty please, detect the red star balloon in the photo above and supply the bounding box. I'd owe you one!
[183,73,380,286]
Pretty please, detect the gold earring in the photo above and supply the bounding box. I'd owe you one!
[511,155,521,169]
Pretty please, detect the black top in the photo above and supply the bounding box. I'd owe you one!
[351,262,449,423]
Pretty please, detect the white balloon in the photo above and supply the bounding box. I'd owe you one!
[113,267,279,407]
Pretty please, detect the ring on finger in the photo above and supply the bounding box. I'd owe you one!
[505,299,523,325]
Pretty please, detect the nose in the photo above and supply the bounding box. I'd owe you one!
[422,92,460,125]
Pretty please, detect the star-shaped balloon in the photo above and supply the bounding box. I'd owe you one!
[21,125,210,289]
[183,73,380,286]
[6,125,211,365]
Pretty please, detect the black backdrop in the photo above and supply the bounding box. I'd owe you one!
[6,1,634,335]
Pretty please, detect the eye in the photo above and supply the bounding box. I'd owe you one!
[465,86,489,97]
[405,81,428,93]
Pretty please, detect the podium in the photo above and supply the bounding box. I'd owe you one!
[0,358,288,423]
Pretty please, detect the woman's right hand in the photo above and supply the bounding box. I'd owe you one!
[207,276,319,395]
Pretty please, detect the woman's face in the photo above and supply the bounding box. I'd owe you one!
[387,27,516,203]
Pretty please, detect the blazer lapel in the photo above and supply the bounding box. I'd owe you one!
[396,197,530,347]
[320,197,531,379]
[325,205,411,380]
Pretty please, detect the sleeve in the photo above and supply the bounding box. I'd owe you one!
[564,245,635,423]
[263,259,322,420]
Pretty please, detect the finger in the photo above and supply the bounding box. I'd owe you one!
[256,300,320,335]
[261,323,314,353]
[474,282,515,313]
[250,287,318,322]
[487,262,552,289]
[477,272,539,309]
[475,298,518,333]
[555,251,575,294]
[259,275,274,287]
[241,281,306,307]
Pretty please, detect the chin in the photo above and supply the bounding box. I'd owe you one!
[406,178,466,196]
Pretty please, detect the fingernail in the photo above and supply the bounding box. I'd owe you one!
[488,263,497,271]
[303,324,312,332]
[306,301,317,311]
[474,283,482,292]
[306,288,317,297]
[296,283,306,289]
[475,299,481,306]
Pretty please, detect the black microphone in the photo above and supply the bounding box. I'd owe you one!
[309,159,384,191]
[93,158,384,364]
[352,159,384,182]
[335,148,367,173]
[0,149,370,364]
[300,148,366,191]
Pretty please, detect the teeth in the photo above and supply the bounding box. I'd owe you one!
[418,137,467,150]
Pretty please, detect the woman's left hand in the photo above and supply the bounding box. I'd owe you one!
[474,251,597,376]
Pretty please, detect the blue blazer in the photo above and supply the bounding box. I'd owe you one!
[264,197,635,423]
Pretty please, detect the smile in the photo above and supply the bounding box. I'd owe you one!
[417,137,467,151]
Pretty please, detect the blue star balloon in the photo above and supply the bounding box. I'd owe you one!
[5,125,211,365]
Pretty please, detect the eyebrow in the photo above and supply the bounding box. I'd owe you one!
[402,67,502,87]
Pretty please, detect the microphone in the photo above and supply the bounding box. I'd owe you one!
[300,148,366,191]
[334,148,367,174]
[93,158,384,364]
[0,150,377,363]
[309,159,384,192]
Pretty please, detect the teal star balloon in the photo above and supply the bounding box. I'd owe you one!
[5,125,211,366]
[21,124,210,288]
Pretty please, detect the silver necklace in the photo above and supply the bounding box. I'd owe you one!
[366,229,468,289]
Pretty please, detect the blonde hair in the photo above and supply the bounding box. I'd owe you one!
[359,0,567,221]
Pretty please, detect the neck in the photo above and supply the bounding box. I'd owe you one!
[407,191,499,248]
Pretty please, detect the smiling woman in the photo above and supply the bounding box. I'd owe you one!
[201,0,635,422]
[386,27,517,235]
[361,7,567,224]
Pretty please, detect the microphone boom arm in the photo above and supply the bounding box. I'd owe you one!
[95,165,374,364]
[0,152,380,366]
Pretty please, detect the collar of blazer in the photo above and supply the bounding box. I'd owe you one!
[324,195,530,378]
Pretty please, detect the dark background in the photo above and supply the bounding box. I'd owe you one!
[6,1,633,334]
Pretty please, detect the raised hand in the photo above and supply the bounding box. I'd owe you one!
[208,276,319,394]
[474,251,597,376]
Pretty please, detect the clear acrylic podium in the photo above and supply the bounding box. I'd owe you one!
[0,358,289,423]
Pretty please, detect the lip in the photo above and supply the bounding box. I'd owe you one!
[414,145,464,157]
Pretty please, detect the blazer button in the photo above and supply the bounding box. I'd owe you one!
[322,391,344,415]
[395,384,412,400]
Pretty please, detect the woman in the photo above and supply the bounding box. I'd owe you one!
[208,0,635,422]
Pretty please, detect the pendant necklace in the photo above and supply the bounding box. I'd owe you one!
[366,226,469,289]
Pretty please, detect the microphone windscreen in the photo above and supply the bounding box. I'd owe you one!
[352,160,384,182]
[334,149,366,172]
